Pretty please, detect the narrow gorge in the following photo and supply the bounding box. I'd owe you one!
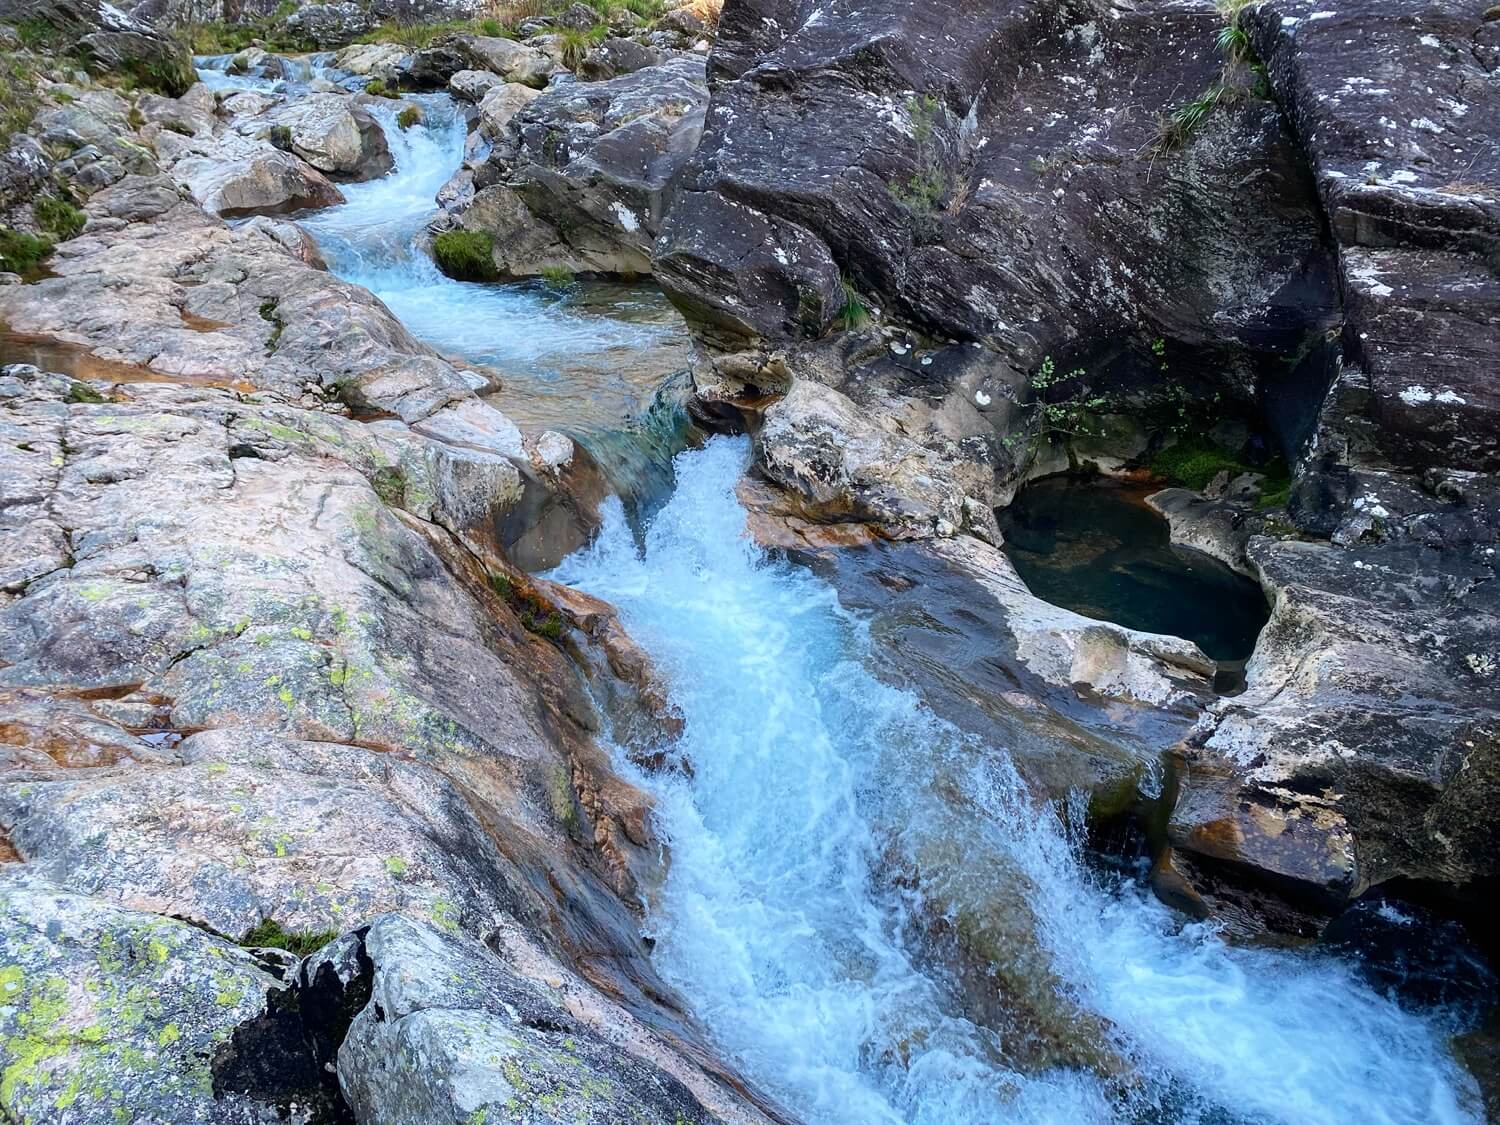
[0,0,1495,1123]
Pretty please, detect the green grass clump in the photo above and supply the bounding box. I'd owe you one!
[363,78,397,97]
[0,227,53,274]
[396,103,421,129]
[539,264,574,289]
[433,228,498,280]
[838,277,868,330]
[240,918,339,958]
[33,195,85,240]
[556,23,608,69]
[1,53,41,143]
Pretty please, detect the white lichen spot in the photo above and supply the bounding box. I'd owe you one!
[975,389,992,406]
[608,202,641,232]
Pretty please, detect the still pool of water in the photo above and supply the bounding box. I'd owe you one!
[998,477,1270,662]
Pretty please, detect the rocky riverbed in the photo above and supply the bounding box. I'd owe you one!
[0,0,1497,1121]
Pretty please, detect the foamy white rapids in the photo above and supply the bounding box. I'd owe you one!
[549,436,1480,1125]
[297,95,675,382]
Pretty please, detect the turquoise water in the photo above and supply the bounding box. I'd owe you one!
[549,438,1481,1125]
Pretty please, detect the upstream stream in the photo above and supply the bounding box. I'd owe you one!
[211,58,1487,1124]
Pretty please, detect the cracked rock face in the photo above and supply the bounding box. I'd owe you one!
[1244,0,1500,473]
[0,872,301,1124]
[331,915,722,1124]
[443,55,708,279]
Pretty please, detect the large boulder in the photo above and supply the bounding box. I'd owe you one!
[0,0,196,94]
[330,915,721,1124]
[1243,0,1500,472]
[261,91,393,180]
[442,55,708,279]
[162,131,347,216]
[0,873,310,1123]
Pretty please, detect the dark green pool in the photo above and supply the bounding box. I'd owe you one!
[998,476,1270,662]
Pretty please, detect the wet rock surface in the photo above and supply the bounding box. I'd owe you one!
[657,0,1500,952]
[0,362,777,1122]
[441,55,708,279]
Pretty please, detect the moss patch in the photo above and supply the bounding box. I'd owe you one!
[432,229,498,282]
[1147,436,1290,500]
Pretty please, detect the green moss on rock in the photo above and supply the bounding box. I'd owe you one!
[432,229,498,282]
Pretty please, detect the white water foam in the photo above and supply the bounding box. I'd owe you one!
[549,436,1481,1125]
[295,95,678,386]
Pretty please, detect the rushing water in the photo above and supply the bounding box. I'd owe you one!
[198,56,1486,1123]
[551,438,1483,1125]
[293,94,692,437]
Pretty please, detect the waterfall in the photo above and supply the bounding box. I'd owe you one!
[297,92,694,504]
[549,436,1481,1125]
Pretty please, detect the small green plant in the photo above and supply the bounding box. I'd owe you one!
[1155,85,1232,151]
[15,16,65,50]
[539,264,574,289]
[0,227,53,274]
[433,228,499,281]
[838,277,868,331]
[33,195,86,241]
[889,93,950,215]
[363,78,397,98]
[240,918,339,958]
[1150,336,1169,372]
[397,104,421,129]
[486,570,566,641]
[557,23,608,69]
[1029,354,1105,440]
[64,381,106,404]
[1216,20,1251,61]
[258,297,285,352]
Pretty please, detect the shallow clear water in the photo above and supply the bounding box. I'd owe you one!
[998,477,1270,662]
[292,95,692,438]
[550,437,1481,1125]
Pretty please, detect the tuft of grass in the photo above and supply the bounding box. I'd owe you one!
[240,918,339,958]
[539,264,574,289]
[33,195,85,241]
[0,227,53,274]
[397,103,421,129]
[433,228,499,280]
[838,277,868,331]
[556,23,609,69]
[1,53,42,143]
[363,78,397,98]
